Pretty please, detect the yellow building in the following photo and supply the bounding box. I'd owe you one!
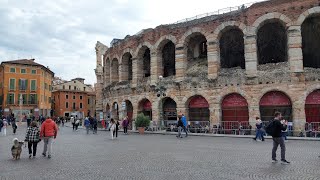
[0,59,54,118]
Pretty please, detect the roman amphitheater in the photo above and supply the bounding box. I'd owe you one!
[95,0,320,132]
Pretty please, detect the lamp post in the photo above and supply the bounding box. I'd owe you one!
[19,94,23,124]
[155,76,166,130]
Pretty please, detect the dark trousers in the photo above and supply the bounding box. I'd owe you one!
[272,137,286,160]
[28,142,38,156]
[113,129,118,137]
[27,119,31,127]
[13,127,17,134]
[72,123,75,130]
[75,124,79,130]
[124,127,128,134]
[182,126,188,137]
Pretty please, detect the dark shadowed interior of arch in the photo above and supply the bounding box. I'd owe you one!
[143,48,151,77]
[104,58,110,82]
[186,34,207,77]
[162,41,176,77]
[111,59,119,82]
[122,53,133,81]
[162,98,177,121]
[220,28,245,69]
[257,21,287,64]
[302,16,320,68]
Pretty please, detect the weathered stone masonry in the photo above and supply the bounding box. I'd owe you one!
[95,0,320,130]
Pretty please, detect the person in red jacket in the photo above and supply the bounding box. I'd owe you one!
[40,117,58,159]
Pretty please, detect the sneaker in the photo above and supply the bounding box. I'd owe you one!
[29,154,32,159]
[48,155,51,159]
[281,160,290,165]
[252,138,256,141]
[272,159,278,163]
[42,153,46,157]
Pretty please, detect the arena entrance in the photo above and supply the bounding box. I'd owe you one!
[259,91,292,122]
[162,97,177,128]
[188,96,209,132]
[125,100,133,129]
[305,90,320,123]
[138,99,152,120]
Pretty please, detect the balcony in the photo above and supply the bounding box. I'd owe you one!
[6,101,38,106]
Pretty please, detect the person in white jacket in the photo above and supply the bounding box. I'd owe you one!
[110,118,116,140]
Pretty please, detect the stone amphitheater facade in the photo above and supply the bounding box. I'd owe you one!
[95,0,320,130]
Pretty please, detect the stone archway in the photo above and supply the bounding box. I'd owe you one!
[138,98,152,120]
[305,90,320,123]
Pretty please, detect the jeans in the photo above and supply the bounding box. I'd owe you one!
[111,130,115,139]
[113,129,118,137]
[124,127,128,134]
[182,126,188,137]
[272,137,286,160]
[43,137,53,156]
[86,126,90,134]
[177,126,182,137]
[28,142,38,156]
[72,123,75,130]
[281,132,288,140]
[255,129,264,140]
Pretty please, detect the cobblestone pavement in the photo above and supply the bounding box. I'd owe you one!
[0,124,320,180]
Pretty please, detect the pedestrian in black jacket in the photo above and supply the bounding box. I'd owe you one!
[271,112,290,164]
[176,116,184,138]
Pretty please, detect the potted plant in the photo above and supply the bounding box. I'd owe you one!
[135,113,150,134]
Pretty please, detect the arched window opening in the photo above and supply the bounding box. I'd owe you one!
[220,28,245,69]
[302,16,320,68]
[143,49,151,77]
[257,21,287,65]
[162,41,176,77]
[122,53,133,81]
[138,99,152,120]
[111,59,119,82]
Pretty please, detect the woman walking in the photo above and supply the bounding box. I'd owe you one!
[12,117,17,135]
[110,119,116,140]
[122,116,129,135]
[25,121,41,158]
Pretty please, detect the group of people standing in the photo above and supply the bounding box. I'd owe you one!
[0,115,18,136]
[84,116,98,134]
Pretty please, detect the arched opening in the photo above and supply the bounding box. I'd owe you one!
[138,99,152,120]
[222,93,249,121]
[188,96,210,131]
[111,102,119,120]
[125,100,133,129]
[302,16,320,68]
[259,91,292,122]
[122,53,133,81]
[185,33,208,77]
[104,58,110,84]
[219,28,245,69]
[257,21,287,65]
[305,90,320,123]
[111,58,119,82]
[105,104,110,120]
[162,41,176,77]
[162,98,177,127]
[137,46,151,79]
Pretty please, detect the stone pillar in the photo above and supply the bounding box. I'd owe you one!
[211,104,220,125]
[152,99,160,123]
[104,61,110,85]
[175,45,186,81]
[132,57,138,87]
[96,50,102,66]
[207,41,219,79]
[150,51,159,85]
[288,26,304,82]
[292,101,306,135]
[244,34,258,77]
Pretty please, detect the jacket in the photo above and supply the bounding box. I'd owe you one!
[181,116,187,127]
[25,126,40,142]
[84,118,90,127]
[272,119,287,138]
[177,118,183,127]
[40,119,58,138]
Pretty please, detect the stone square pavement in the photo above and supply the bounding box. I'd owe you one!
[0,124,319,180]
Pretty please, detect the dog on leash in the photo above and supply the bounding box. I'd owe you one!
[11,138,24,160]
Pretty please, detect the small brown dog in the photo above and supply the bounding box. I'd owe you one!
[11,138,24,160]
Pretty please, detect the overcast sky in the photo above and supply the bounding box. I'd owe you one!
[0,0,264,85]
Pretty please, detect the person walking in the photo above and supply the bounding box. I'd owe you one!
[281,119,288,142]
[26,113,32,127]
[268,112,290,165]
[93,117,98,134]
[176,116,184,138]
[75,118,80,131]
[84,117,90,134]
[25,121,41,158]
[11,117,18,134]
[253,117,264,141]
[110,119,116,140]
[40,117,58,159]
[181,114,188,137]
[70,117,75,131]
[122,116,129,135]
[2,119,7,136]
[114,120,119,138]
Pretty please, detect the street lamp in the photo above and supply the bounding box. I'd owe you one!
[19,94,23,124]
[155,76,166,130]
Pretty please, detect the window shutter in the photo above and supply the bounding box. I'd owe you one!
[19,79,21,90]
[35,94,37,103]
[25,80,28,90]
[7,94,10,104]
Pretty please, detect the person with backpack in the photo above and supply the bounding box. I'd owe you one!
[253,117,264,141]
[176,116,184,138]
[266,112,290,165]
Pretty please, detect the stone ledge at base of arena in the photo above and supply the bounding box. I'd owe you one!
[64,124,320,141]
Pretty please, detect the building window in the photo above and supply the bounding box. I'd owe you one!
[45,83,48,90]
[29,94,37,104]
[21,69,26,73]
[66,102,69,108]
[31,70,36,74]
[88,99,90,104]
[84,87,86,91]
[19,79,28,91]
[49,97,51,103]
[66,95,69,99]
[63,85,65,89]
[30,80,36,91]
[9,79,15,90]
[74,86,76,90]
[10,68,15,73]
[49,85,52,91]
[7,93,15,104]
[73,102,76,109]
[69,85,71,90]
[18,94,27,104]
[80,96,83,100]
[80,103,83,109]
[73,95,75,100]
[74,81,76,83]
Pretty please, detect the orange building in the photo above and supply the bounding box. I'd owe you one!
[52,78,95,118]
[0,59,54,118]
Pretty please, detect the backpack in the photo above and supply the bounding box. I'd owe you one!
[265,120,275,136]
[0,119,3,128]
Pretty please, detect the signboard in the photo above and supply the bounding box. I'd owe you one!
[222,93,248,107]
[4,108,9,112]
[260,91,291,106]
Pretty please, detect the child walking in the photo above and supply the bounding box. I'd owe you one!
[25,121,41,158]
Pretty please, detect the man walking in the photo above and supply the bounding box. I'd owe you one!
[40,117,58,159]
[176,116,184,138]
[269,112,290,165]
[181,114,188,137]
